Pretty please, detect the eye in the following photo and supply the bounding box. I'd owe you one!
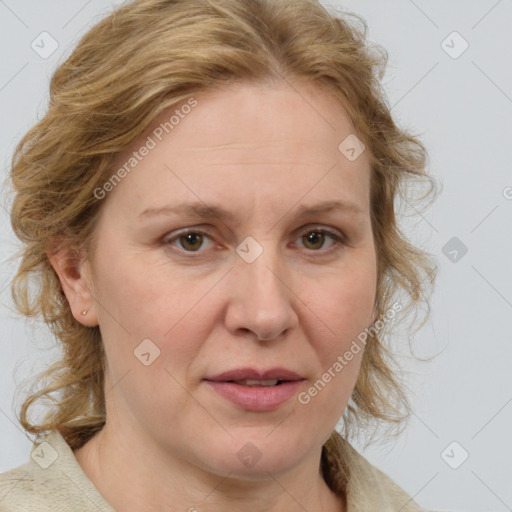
[295,227,345,252]
[163,230,214,252]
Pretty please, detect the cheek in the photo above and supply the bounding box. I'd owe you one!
[92,245,182,336]
[306,260,376,359]
[92,251,202,419]
[92,245,216,383]
[300,268,374,416]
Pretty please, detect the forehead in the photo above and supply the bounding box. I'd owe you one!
[151,79,356,148]
[102,80,371,220]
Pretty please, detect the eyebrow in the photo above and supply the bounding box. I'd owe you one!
[138,200,364,221]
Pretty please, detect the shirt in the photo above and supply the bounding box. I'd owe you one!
[0,430,432,511]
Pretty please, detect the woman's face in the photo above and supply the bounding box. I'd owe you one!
[78,80,377,476]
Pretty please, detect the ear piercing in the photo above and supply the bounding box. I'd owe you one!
[81,309,88,316]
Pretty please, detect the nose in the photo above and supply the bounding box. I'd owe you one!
[224,243,299,342]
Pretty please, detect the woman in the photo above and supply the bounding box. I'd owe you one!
[0,0,437,510]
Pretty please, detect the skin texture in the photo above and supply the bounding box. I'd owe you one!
[49,79,378,512]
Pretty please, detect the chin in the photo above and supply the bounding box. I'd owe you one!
[200,430,313,480]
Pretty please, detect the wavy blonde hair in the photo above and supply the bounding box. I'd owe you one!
[7,0,437,455]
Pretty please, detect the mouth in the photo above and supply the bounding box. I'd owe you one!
[225,379,286,387]
[204,367,305,411]
[205,367,304,383]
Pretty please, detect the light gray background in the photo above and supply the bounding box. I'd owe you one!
[0,1,511,511]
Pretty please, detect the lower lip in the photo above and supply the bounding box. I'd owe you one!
[205,380,304,412]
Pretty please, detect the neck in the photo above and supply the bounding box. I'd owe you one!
[73,422,345,512]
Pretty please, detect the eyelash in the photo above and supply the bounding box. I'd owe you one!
[161,226,346,257]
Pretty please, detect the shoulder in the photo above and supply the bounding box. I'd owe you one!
[327,433,436,511]
[346,444,424,510]
[0,460,46,512]
[0,432,114,512]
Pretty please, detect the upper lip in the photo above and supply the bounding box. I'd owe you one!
[205,367,304,382]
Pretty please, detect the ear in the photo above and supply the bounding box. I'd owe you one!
[47,245,98,327]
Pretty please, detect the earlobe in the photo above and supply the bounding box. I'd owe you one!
[46,246,98,327]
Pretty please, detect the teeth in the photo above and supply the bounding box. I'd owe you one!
[233,379,279,387]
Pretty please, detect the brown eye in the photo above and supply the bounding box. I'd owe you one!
[177,233,204,251]
[302,231,326,250]
[163,230,214,253]
[297,229,343,252]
